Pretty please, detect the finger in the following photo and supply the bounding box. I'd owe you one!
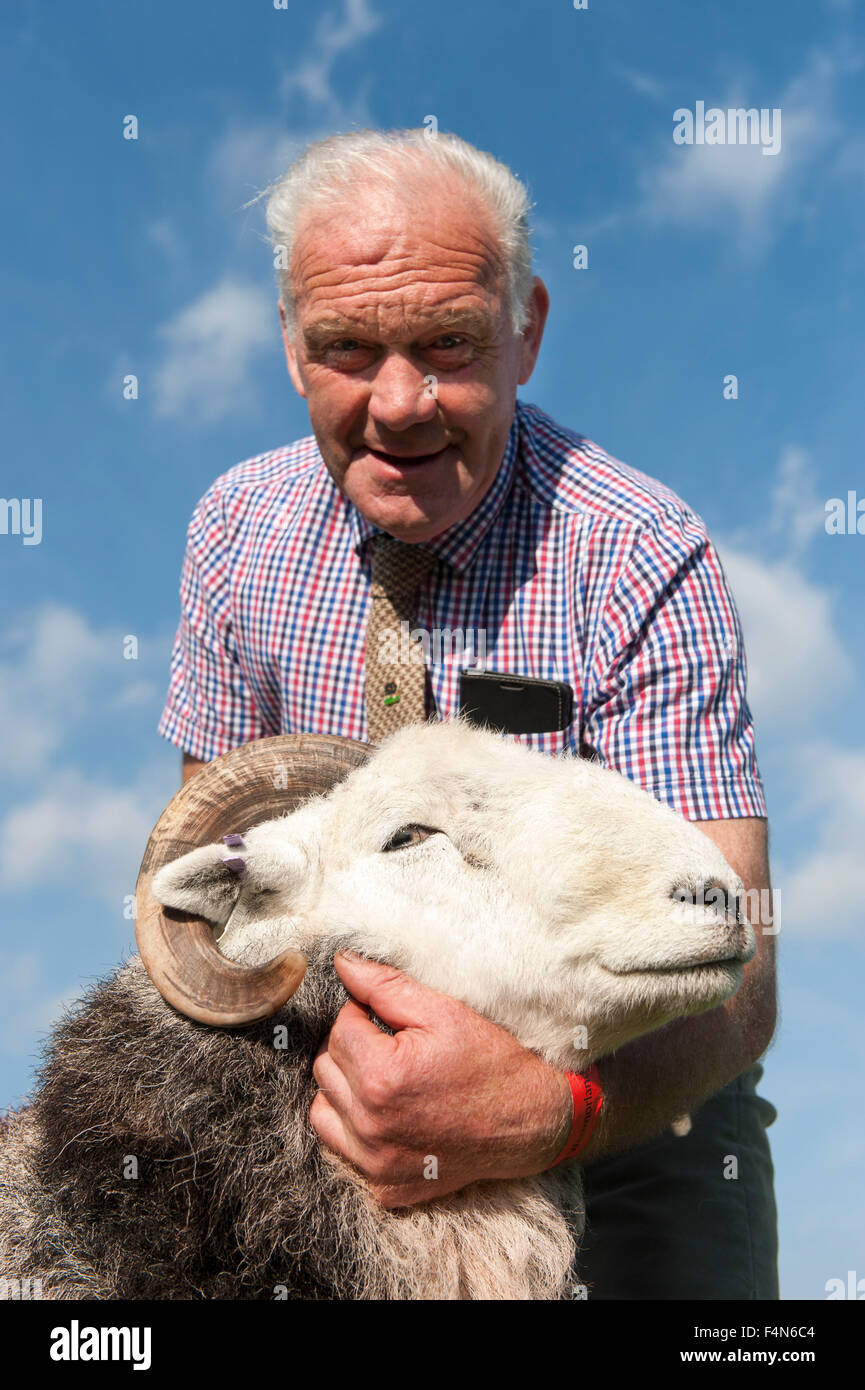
[333,952,443,1030]
[325,996,397,1084]
[309,1090,367,1168]
[311,1047,354,1114]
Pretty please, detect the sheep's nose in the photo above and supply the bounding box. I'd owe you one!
[671,880,743,923]
[671,880,755,960]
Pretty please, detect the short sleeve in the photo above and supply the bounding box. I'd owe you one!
[582,508,766,821]
[157,486,272,761]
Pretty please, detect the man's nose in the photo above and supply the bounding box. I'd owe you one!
[367,350,440,431]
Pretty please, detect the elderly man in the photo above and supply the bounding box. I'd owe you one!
[159,128,778,1299]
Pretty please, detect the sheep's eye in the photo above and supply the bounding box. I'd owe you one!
[381,824,438,852]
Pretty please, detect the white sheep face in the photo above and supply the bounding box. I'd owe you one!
[152,721,755,1069]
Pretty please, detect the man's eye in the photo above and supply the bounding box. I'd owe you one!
[331,339,363,352]
[381,824,439,852]
[431,335,466,350]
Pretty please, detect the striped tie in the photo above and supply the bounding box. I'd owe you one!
[365,535,438,743]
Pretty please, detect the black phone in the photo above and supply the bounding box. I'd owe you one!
[458,670,574,735]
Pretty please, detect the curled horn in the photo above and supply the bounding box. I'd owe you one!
[135,734,370,1027]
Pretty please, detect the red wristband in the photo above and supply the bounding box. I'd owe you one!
[548,1065,604,1167]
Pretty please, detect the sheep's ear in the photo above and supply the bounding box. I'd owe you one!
[150,845,241,927]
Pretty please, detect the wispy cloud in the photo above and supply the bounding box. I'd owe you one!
[775,744,865,935]
[720,547,854,725]
[0,602,175,905]
[207,0,382,210]
[152,278,276,424]
[0,604,163,779]
[0,768,158,904]
[716,445,852,726]
[767,445,828,559]
[610,64,665,102]
[638,49,850,254]
[714,447,864,936]
[279,0,382,111]
[207,125,324,207]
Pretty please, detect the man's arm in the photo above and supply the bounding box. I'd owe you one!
[182,753,206,784]
[309,815,776,1207]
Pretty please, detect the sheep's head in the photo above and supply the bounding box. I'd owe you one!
[139,722,755,1069]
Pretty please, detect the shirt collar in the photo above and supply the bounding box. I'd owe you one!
[342,405,521,575]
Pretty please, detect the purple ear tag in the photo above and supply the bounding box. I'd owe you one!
[222,834,245,848]
[222,856,246,880]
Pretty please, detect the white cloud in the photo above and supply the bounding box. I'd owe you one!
[0,603,171,780]
[773,744,865,935]
[767,445,828,558]
[0,767,158,904]
[713,447,864,937]
[718,545,854,726]
[0,603,141,777]
[610,65,665,102]
[639,51,843,253]
[279,0,382,110]
[207,0,381,211]
[152,278,276,424]
[0,602,175,903]
[208,124,328,207]
[715,445,852,726]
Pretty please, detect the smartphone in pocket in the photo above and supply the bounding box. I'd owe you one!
[458,670,574,735]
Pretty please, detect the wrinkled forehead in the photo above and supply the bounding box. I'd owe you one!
[290,176,508,329]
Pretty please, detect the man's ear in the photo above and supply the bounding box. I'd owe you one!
[278,300,307,399]
[151,845,242,927]
[517,277,550,385]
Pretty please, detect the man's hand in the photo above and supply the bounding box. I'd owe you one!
[309,952,573,1208]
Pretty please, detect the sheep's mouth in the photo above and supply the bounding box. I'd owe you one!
[609,956,750,978]
[630,957,745,975]
[605,953,748,977]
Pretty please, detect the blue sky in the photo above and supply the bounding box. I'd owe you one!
[1,0,863,1300]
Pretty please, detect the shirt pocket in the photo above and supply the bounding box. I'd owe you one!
[508,723,581,758]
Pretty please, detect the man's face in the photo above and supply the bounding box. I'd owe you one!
[280,176,548,542]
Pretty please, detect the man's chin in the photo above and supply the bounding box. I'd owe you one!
[339,458,466,540]
[355,496,450,542]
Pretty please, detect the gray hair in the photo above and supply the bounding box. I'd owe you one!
[264,128,535,338]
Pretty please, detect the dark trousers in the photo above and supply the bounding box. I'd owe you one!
[576,1062,779,1299]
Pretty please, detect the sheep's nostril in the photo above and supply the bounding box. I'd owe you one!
[671,883,696,905]
[671,881,740,920]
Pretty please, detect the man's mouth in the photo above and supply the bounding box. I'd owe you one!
[361,444,452,470]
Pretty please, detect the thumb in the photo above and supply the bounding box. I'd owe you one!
[333,951,441,1030]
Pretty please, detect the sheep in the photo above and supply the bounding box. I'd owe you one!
[0,720,754,1300]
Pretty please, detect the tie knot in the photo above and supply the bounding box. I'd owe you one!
[370,534,437,597]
